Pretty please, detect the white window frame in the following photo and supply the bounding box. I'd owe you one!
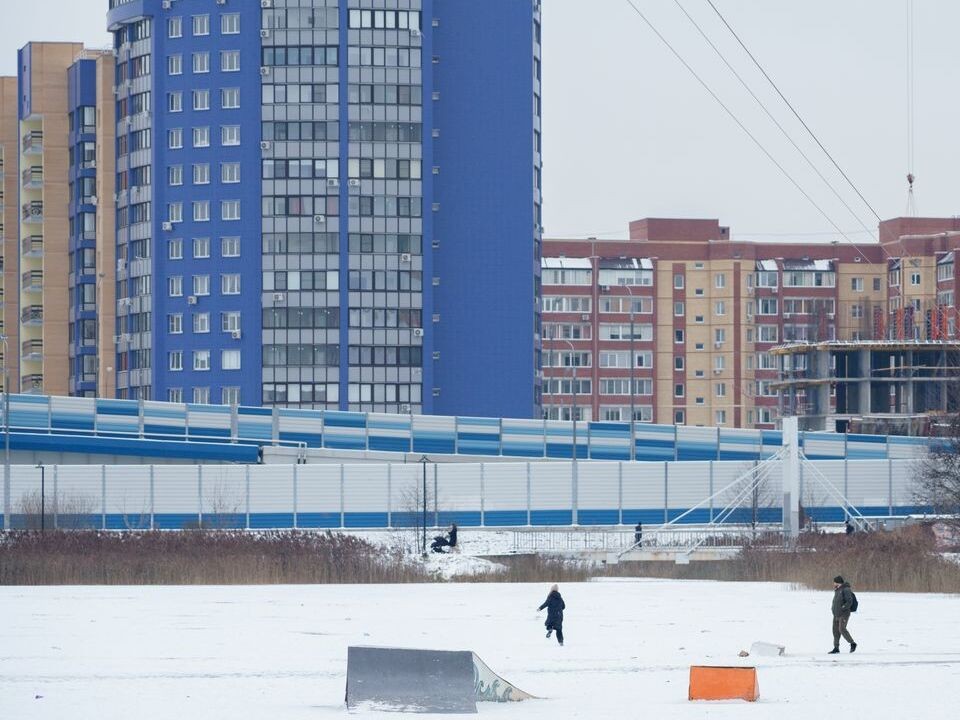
[221,200,241,221]
[169,351,184,371]
[192,51,210,74]
[193,200,210,222]
[220,50,240,72]
[192,89,210,111]
[168,165,183,186]
[221,349,241,370]
[168,238,183,260]
[192,163,210,185]
[221,87,240,109]
[221,125,240,146]
[221,273,241,295]
[221,163,240,184]
[192,126,210,148]
[193,312,210,334]
[193,237,210,258]
[221,14,240,35]
[168,314,183,334]
[193,274,211,296]
[221,237,240,257]
[168,276,183,297]
[193,350,211,371]
[168,17,183,39]
[167,54,182,75]
[192,15,210,37]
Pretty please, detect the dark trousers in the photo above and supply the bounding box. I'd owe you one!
[547,620,563,644]
[832,613,854,648]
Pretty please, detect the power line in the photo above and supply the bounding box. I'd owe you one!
[672,0,881,249]
[702,0,886,227]
[621,0,875,265]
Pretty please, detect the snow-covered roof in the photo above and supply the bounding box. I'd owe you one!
[598,258,653,270]
[938,251,954,265]
[756,259,779,271]
[782,259,834,271]
[541,257,593,270]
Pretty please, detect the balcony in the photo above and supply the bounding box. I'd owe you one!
[22,131,43,154]
[21,374,44,394]
[21,201,43,223]
[22,166,43,188]
[21,339,43,361]
[21,235,43,257]
[21,306,43,325]
[22,270,43,292]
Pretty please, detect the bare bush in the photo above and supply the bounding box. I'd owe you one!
[917,417,960,527]
[17,491,98,530]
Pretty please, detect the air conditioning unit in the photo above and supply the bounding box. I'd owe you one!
[161,0,172,9]
[272,292,285,302]
[770,288,778,294]
[260,29,270,38]
[326,178,339,187]
[162,221,173,231]
[313,214,326,224]
[260,66,270,76]
[413,328,424,337]
[231,330,241,340]
[714,341,723,348]
[410,29,422,38]
[259,141,271,151]
[400,253,412,263]
[348,179,360,187]
[600,285,611,292]
[90,196,98,206]
[216,0,227,5]
[120,297,132,307]
[713,368,722,374]
[187,295,198,305]
[581,314,590,321]
[399,404,411,413]
[260,0,272,6]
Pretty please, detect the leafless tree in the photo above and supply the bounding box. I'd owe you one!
[917,415,960,528]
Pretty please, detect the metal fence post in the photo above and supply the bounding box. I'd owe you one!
[101,465,107,530]
[339,464,345,529]
[53,465,59,530]
[433,464,439,527]
[244,465,251,530]
[197,465,203,528]
[526,462,532,526]
[709,461,714,523]
[149,465,155,530]
[888,459,894,515]
[387,463,393,528]
[663,461,669,523]
[843,459,849,518]
[479,463,485,527]
[293,463,299,529]
[618,462,623,526]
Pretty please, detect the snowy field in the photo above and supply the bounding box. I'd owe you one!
[3,579,960,718]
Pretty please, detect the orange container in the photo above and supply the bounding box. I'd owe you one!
[688,666,759,702]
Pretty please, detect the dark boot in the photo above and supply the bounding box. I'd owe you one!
[850,643,857,653]
[828,648,840,654]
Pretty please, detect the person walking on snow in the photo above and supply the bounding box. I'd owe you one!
[538,584,565,646]
[829,575,857,654]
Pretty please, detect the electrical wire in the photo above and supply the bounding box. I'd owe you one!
[673,0,884,254]
[621,0,875,265]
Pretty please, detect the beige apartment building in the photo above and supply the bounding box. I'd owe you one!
[1,43,115,398]
[543,217,960,431]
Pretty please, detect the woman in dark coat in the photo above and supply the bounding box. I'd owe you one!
[537,584,566,646]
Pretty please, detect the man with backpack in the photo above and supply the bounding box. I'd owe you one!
[829,575,858,654]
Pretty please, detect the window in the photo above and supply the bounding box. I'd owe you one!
[168,276,183,297]
[851,277,864,292]
[193,163,210,184]
[221,274,241,294]
[674,329,684,343]
[221,200,240,220]
[851,305,864,319]
[911,272,921,286]
[193,312,210,334]
[758,325,779,342]
[168,91,182,112]
[715,273,726,289]
[756,270,778,287]
[221,13,240,34]
[695,315,705,324]
[168,202,183,223]
[674,356,684,370]
[694,288,705,296]
[168,17,183,38]
[193,127,210,147]
[168,388,183,403]
[192,52,210,74]
[193,200,210,221]
[673,273,684,289]
[758,298,778,315]
[222,311,241,332]
[168,314,182,334]
[168,128,183,149]
[222,349,241,370]
[221,88,240,109]
[168,165,183,186]
[674,384,685,397]
[221,125,240,146]
[715,301,726,315]
[192,15,210,36]
[168,238,183,259]
[715,410,727,425]
[716,382,726,397]
[168,54,182,75]
[169,351,184,371]
[938,260,954,282]
[221,237,240,257]
[220,50,240,72]
[715,355,725,371]
[193,237,210,258]
[221,163,240,183]
[873,277,882,291]
[193,387,211,404]
[715,328,726,343]
[222,387,241,405]
[192,89,210,111]
[193,350,211,371]
[674,301,684,316]
[695,397,705,405]
[193,275,210,296]
[674,410,685,424]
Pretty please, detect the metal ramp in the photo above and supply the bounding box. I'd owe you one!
[345,646,535,714]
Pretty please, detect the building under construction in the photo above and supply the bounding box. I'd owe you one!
[773,340,960,434]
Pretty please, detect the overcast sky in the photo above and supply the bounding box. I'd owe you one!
[1,0,957,243]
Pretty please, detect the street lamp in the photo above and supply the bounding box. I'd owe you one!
[36,462,45,533]
[419,455,429,556]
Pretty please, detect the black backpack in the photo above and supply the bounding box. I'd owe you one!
[849,591,859,613]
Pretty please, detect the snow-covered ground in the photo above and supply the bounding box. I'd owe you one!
[3,580,959,718]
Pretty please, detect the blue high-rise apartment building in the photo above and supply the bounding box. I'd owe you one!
[105,0,542,418]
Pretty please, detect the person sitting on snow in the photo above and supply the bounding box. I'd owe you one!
[430,523,458,553]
